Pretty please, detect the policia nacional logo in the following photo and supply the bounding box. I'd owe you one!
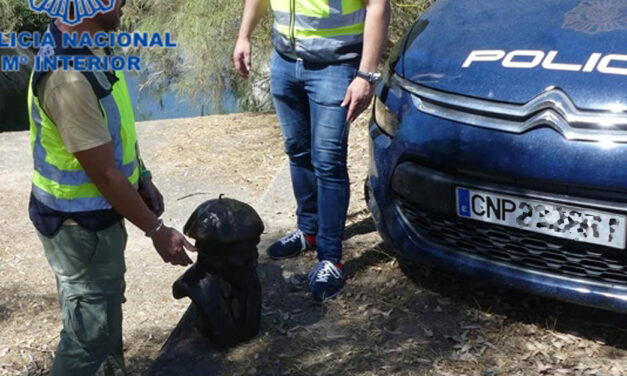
[563,0,627,34]
[29,0,115,26]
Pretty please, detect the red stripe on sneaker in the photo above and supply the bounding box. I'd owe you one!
[305,235,316,247]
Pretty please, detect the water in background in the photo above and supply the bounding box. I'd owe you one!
[0,70,242,132]
[125,71,241,122]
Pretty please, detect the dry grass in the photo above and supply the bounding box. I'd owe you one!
[1,112,626,376]
[146,114,285,193]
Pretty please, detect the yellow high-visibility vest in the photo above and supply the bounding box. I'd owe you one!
[270,0,366,62]
[28,71,139,212]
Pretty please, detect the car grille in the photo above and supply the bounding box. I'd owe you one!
[396,196,627,287]
[391,73,627,143]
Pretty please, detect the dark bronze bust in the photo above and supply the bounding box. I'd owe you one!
[172,196,264,349]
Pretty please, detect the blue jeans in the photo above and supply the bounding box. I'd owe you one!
[270,50,357,263]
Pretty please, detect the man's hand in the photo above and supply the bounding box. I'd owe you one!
[341,77,375,123]
[138,178,164,217]
[75,143,195,267]
[152,225,197,266]
[344,0,389,122]
[233,36,252,78]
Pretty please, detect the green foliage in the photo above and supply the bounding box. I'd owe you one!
[0,0,45,132]
[122,0,273,112]
[122,0,434,113]
[0,0,49,33]
[389,0,435,43]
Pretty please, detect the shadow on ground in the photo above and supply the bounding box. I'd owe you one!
[0,284,58,325]
[18,214,626,376]
[397,257,627,350]
[343,214,627,351]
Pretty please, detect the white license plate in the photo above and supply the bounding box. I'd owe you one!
[456,187,626,249]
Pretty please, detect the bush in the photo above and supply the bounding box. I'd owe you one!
[0,1,45,132]
[389,0,435,43]
[123,0,434,113]
[122,0,274,113]
[0,0,49,33]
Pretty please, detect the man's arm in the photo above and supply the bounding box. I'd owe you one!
[233,0,271,78]
[40,72,194,266]
[341,0,391,122]
[74,143,195,266]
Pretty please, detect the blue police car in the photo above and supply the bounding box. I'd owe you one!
[366,0,627,312]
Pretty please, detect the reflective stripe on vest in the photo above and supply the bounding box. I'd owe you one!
[28,71,139,212]
[271,0,365,61]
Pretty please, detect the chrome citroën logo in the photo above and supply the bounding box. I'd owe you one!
[563,0,627,34]
[29,0,116,27]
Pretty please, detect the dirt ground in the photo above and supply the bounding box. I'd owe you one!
[1,112,626,376]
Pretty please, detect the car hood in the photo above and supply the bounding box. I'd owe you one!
[396,0,627,111]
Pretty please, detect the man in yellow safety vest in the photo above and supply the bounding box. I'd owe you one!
[28,1,195,374]
[233,0,390,301]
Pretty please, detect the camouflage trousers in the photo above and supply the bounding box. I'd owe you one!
[38,221,127,376]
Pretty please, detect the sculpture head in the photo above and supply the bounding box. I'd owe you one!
[183,196,265,247]
[173,197,263,348]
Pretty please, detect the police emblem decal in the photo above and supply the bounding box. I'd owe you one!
[29,0,116,27]
[563,0,627,34]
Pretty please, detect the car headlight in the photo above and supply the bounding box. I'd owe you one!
[374,96,400,137]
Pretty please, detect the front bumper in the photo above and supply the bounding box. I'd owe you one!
[367,99,627,312]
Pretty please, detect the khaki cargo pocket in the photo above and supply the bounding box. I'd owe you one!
[64,295,110,348]
[41,225,99,279]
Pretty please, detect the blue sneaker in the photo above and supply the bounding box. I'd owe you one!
[267,229,315,260]
[308,260,345,302]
